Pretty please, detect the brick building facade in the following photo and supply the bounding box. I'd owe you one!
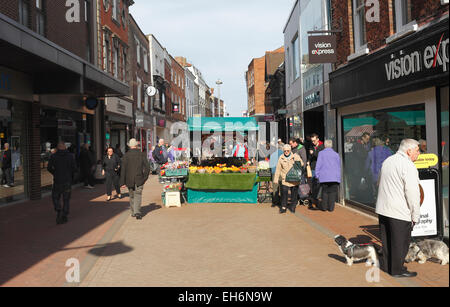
[246,46,284,119]
[170,55,186,122]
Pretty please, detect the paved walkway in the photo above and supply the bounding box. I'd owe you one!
[0,176,448,287]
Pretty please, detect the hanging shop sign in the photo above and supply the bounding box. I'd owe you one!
[106,97,133,118]
[308,35,337,64]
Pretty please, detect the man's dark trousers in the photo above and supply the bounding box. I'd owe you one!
[52,183,72,218]
[379,215,413,275]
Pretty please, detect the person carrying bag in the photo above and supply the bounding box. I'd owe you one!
[273,145,304,214]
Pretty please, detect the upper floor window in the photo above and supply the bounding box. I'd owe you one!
[112,0,119,21]
[36,0,45,36]
[19,0,30,28]
[135,37,141,65]
[143,49,148,72]
[291,34,300,81]
[353,0,367,50]
[393,0,413,32]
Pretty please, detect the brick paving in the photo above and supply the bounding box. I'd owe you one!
[0,175,448,287]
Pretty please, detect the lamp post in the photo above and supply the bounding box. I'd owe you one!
[216,79,223,117]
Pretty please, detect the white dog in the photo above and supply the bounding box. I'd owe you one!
[334,235,379,267]
[405,239,449,265]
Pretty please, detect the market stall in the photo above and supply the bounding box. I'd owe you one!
[185,117,261,204]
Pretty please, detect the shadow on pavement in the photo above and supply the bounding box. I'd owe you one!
[328,254,346,264]
[348,234,373,244]
[0,186,130,286]
[88,241,133,257]
[359,225,382,243]
[141,203,162,217]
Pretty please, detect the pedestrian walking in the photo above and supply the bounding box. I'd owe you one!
[153,139,168,170]
[80,143,95,189]
[1,143,13,187]
[376,139,421,278]
[102,147,122,201]
[273,144,304,214]
[315,140,341,212]
[47,142,77,225]
[289,138,307,167]
[308,133,325,209]
[120,139,151,220]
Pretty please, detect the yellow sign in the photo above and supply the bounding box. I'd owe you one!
[0,133,4,139]
[415,154,439,169]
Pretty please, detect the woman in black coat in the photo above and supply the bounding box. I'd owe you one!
[102,147,122,201]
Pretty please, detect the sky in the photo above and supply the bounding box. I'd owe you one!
[129,0,295,117]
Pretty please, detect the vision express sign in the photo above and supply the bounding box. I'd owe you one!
[308,35,337,64]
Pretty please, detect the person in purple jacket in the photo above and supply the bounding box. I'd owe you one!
[365,138,393,195]
[315,140,341,212]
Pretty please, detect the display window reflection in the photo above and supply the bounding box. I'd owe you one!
[342,104,426,207]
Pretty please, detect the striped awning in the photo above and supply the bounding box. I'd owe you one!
[345,125,375,137]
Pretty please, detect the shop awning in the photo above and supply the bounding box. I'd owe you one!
[187,117,259,132]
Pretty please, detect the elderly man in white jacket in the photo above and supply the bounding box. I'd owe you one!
[376,139,421,278]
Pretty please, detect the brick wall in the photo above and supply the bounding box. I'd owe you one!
[1,0,93,62]
[0,0,19,21]
[331,0,449,68]
[171,56,186,122]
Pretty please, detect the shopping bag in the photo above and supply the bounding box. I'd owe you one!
[94,163,105,180]
[298,183,311,199]
[285,161,304,183]
[306,164,313,178]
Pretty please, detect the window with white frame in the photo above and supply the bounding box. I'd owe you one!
[113,47,119,78]
[137,77,142,110]
[144,89,149,112]
[292,34,300,81]
[135,36,140,65]
[112,0,118,21]
[122,50,127,82]
[353,0,367,50]
[393,0,413,32]
[143,49,148,72]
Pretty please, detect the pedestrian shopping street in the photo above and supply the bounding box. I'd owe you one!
[0,175,447,287]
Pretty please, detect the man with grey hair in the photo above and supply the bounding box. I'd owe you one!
[376,139,421,278]
[418,139,427,154]
[120,139,150,220]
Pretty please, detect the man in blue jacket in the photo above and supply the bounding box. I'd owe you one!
[315,140,341,212]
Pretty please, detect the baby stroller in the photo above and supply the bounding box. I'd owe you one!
[298,182,311,206]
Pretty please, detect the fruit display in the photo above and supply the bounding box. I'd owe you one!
[189,164,251,174]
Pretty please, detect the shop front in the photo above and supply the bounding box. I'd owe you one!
[39,95,96,191]
[105,97,133,155]
[0,66,32,204]
[330,19,449,238]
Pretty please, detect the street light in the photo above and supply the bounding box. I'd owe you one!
[216,79,223,117]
